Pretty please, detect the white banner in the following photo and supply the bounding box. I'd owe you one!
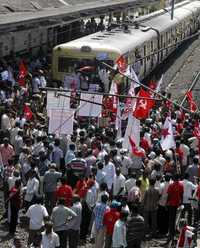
[78,93,103,117]
[48,109,74,135]
[63,74,80,90]
[47,91,70,111]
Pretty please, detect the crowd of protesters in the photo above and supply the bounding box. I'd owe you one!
[0,53,200,248]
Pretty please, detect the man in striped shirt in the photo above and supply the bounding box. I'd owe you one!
[127,204,144,248]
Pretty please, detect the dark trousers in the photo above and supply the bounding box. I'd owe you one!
[105,234,112,248]
[127,239,141,248]
[68,229,79,248]
[168,206,177,239]
[56,230,67,248]
[3,181,9,211]
[144,210,157,236]
[9,204,19,234]
[80,201,92,239]
[182,203,192,226]
[157,205,169,234]
[45,191,56,214]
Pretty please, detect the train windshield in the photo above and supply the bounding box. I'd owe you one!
[58,57,113,73]
[58,57,113,92]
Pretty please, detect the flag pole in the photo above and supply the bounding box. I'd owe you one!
[171,0,175,20]
[100,62,193,113]
[180,71,200,107]
[44,87,161,101]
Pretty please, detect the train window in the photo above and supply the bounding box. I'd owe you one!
[151,41,153,52]
[58,57,79,73]
[166,32,168,46]
[58,57,113,73]
[144,45,146,57]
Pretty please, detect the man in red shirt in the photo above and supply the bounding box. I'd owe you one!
[9,179,22,235]
[167,174,183,242]
[103,200,120,248]
[56,177,73,207]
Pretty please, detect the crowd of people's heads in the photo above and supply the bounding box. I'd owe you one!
[0,53,200,248]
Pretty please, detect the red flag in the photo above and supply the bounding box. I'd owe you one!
[148,80,157,91]
[23,104,33,121]
[133,88,154,119]
[129,136,145,158]
[186,90,197,112]
[116,55,127,73]
[18,61,28,87]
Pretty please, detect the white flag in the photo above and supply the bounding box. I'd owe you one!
[125,65,140,88]
[123,114,140,150]
[115,100,122,139]
[47,91,70,112]
[161,116,176,151]
[156,74,163,93]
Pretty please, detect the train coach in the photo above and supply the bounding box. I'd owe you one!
[52,0,200,87]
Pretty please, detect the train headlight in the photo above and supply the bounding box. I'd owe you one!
[81,46,92,52]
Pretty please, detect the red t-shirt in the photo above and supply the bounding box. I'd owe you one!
[103,209,120,235]
[140,137,150,153]
[9,187,21,209]
[56,184,73,207]
[196,185,200,201]
[167,181,183,207]
[75,180,87,194]
[176,123,183,135]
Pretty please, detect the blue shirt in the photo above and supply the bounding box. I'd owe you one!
[65,150,75,165]
[94,202,109,230]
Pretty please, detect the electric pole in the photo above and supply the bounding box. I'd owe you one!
[171,0,175,20]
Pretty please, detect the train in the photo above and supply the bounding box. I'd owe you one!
[52,0,200,87]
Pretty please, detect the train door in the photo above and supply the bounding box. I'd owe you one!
[150,38,158,69]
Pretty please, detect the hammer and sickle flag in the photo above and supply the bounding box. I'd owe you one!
[133,88,154,119]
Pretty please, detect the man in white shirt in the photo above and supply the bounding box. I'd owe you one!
[125,172,136,193]
[42,221,60,248]
[96,162,106,185]
[112,210,128,248]
[182,173,197,225]
[103,154,116,192]
[120,149,131,177]
[32,73,41,94]
[113,168,126,198]
[26,196,49,245]
[13,130,24,155]
[180,140,190,171]
[157,174,172,234]
[1,111,11,131]
[24,170,39,209]
[52,198,77,248]
[8,170,21,190]
[10,122,21,146]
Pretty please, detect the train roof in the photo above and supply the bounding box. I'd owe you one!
[55,1,200,55]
